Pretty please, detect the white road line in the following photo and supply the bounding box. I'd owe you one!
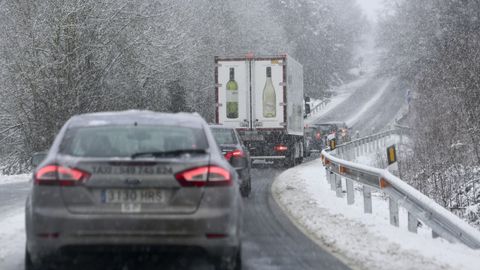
[345,79,392,127]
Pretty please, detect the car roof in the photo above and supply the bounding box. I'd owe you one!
[209,124,234,129]
[68,110,205,128]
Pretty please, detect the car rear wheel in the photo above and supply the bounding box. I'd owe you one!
[240,177,251,197]
[215,248,242,270]
[25,248,44,270]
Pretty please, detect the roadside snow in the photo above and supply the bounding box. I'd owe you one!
[0,174,30,185]
[0,209,25,265]
[272,160,480,270]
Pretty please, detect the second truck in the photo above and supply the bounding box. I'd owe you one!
[214,54,306,167]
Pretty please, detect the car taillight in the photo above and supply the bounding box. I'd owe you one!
[315,132,321,140]
[175,166,231,187]
[34,165,90,186]
[274,145,288,152]
[224,149,245,161]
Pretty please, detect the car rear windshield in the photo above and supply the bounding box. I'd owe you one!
[59,125,208,157]
[211,128,238,145]
[317,124,336,133]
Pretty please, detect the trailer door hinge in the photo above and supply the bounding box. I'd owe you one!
[215,63,222,67]
[216,103,223,107]
[254,121,263,127]
[280,122,287,127]
[215,83,223,88]
[279,82,286,87]
[279,102,287,106]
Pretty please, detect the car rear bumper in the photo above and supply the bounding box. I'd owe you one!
[27,206,241,262]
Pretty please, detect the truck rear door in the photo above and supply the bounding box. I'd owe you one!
[252,59,285,129]
[216,60,249,129]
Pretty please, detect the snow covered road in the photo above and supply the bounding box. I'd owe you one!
[311,76,406,136]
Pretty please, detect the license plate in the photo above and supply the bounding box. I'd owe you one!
[243,134,264,141]
[101,189,165,204]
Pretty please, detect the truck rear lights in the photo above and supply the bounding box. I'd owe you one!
[274,145,288,152]
[175,166,232,187]
[34,165,90,186]
[224,149,245,161]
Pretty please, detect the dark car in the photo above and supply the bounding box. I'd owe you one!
[312,121,350,146]
[304,125,324,153]
[25,111,243,270]
[210,125,251,197]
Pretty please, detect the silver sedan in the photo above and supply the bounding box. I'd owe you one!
[25,111,243,270]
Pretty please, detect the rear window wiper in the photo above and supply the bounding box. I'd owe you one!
[131,149,207,159]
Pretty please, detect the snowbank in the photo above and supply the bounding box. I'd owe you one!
[0,209,25,265]
[272,159,480,270]
[0,174,30,185]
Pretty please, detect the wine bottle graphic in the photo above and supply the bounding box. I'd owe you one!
[226,68,239,119]
[263,67,276,118]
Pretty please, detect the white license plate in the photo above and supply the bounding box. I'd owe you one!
[243,134,264,141]
[101,189,165,204]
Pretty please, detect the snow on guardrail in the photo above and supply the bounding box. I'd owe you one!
[322,129,480,249]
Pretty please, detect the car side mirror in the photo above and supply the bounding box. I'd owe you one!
[31,152,47,168]
[305,104,311,116]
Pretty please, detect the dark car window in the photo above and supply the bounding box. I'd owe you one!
[60,125,208,157]
[317,124,336,133]
[211,128,238,145]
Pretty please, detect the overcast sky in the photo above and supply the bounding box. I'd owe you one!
[356,0,385,22]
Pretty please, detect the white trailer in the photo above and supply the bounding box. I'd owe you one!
[215,54,305,166]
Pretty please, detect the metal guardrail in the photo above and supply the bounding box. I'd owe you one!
[321,129,480,249]
[307,99,330,118]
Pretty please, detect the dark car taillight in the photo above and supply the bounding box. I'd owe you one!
[175,166,231,187]
[274,145,288,152]
[315,132,322,140]
[224,149,245,161]
[34,165,90,186]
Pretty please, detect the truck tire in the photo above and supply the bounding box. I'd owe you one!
[284,144,297,168]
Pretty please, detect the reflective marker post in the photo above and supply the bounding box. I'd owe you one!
[329,138,336,151]
[387,145,397,165]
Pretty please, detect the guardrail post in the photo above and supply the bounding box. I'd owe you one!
[346,179,354,205]
[330,172,335,191]
[389,198,399,227]
[363,186,372,213]
[408,212,418,233]
[355,142,359,158]
[335,175,343,197]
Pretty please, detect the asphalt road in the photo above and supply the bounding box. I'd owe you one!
[0,168,351,270]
